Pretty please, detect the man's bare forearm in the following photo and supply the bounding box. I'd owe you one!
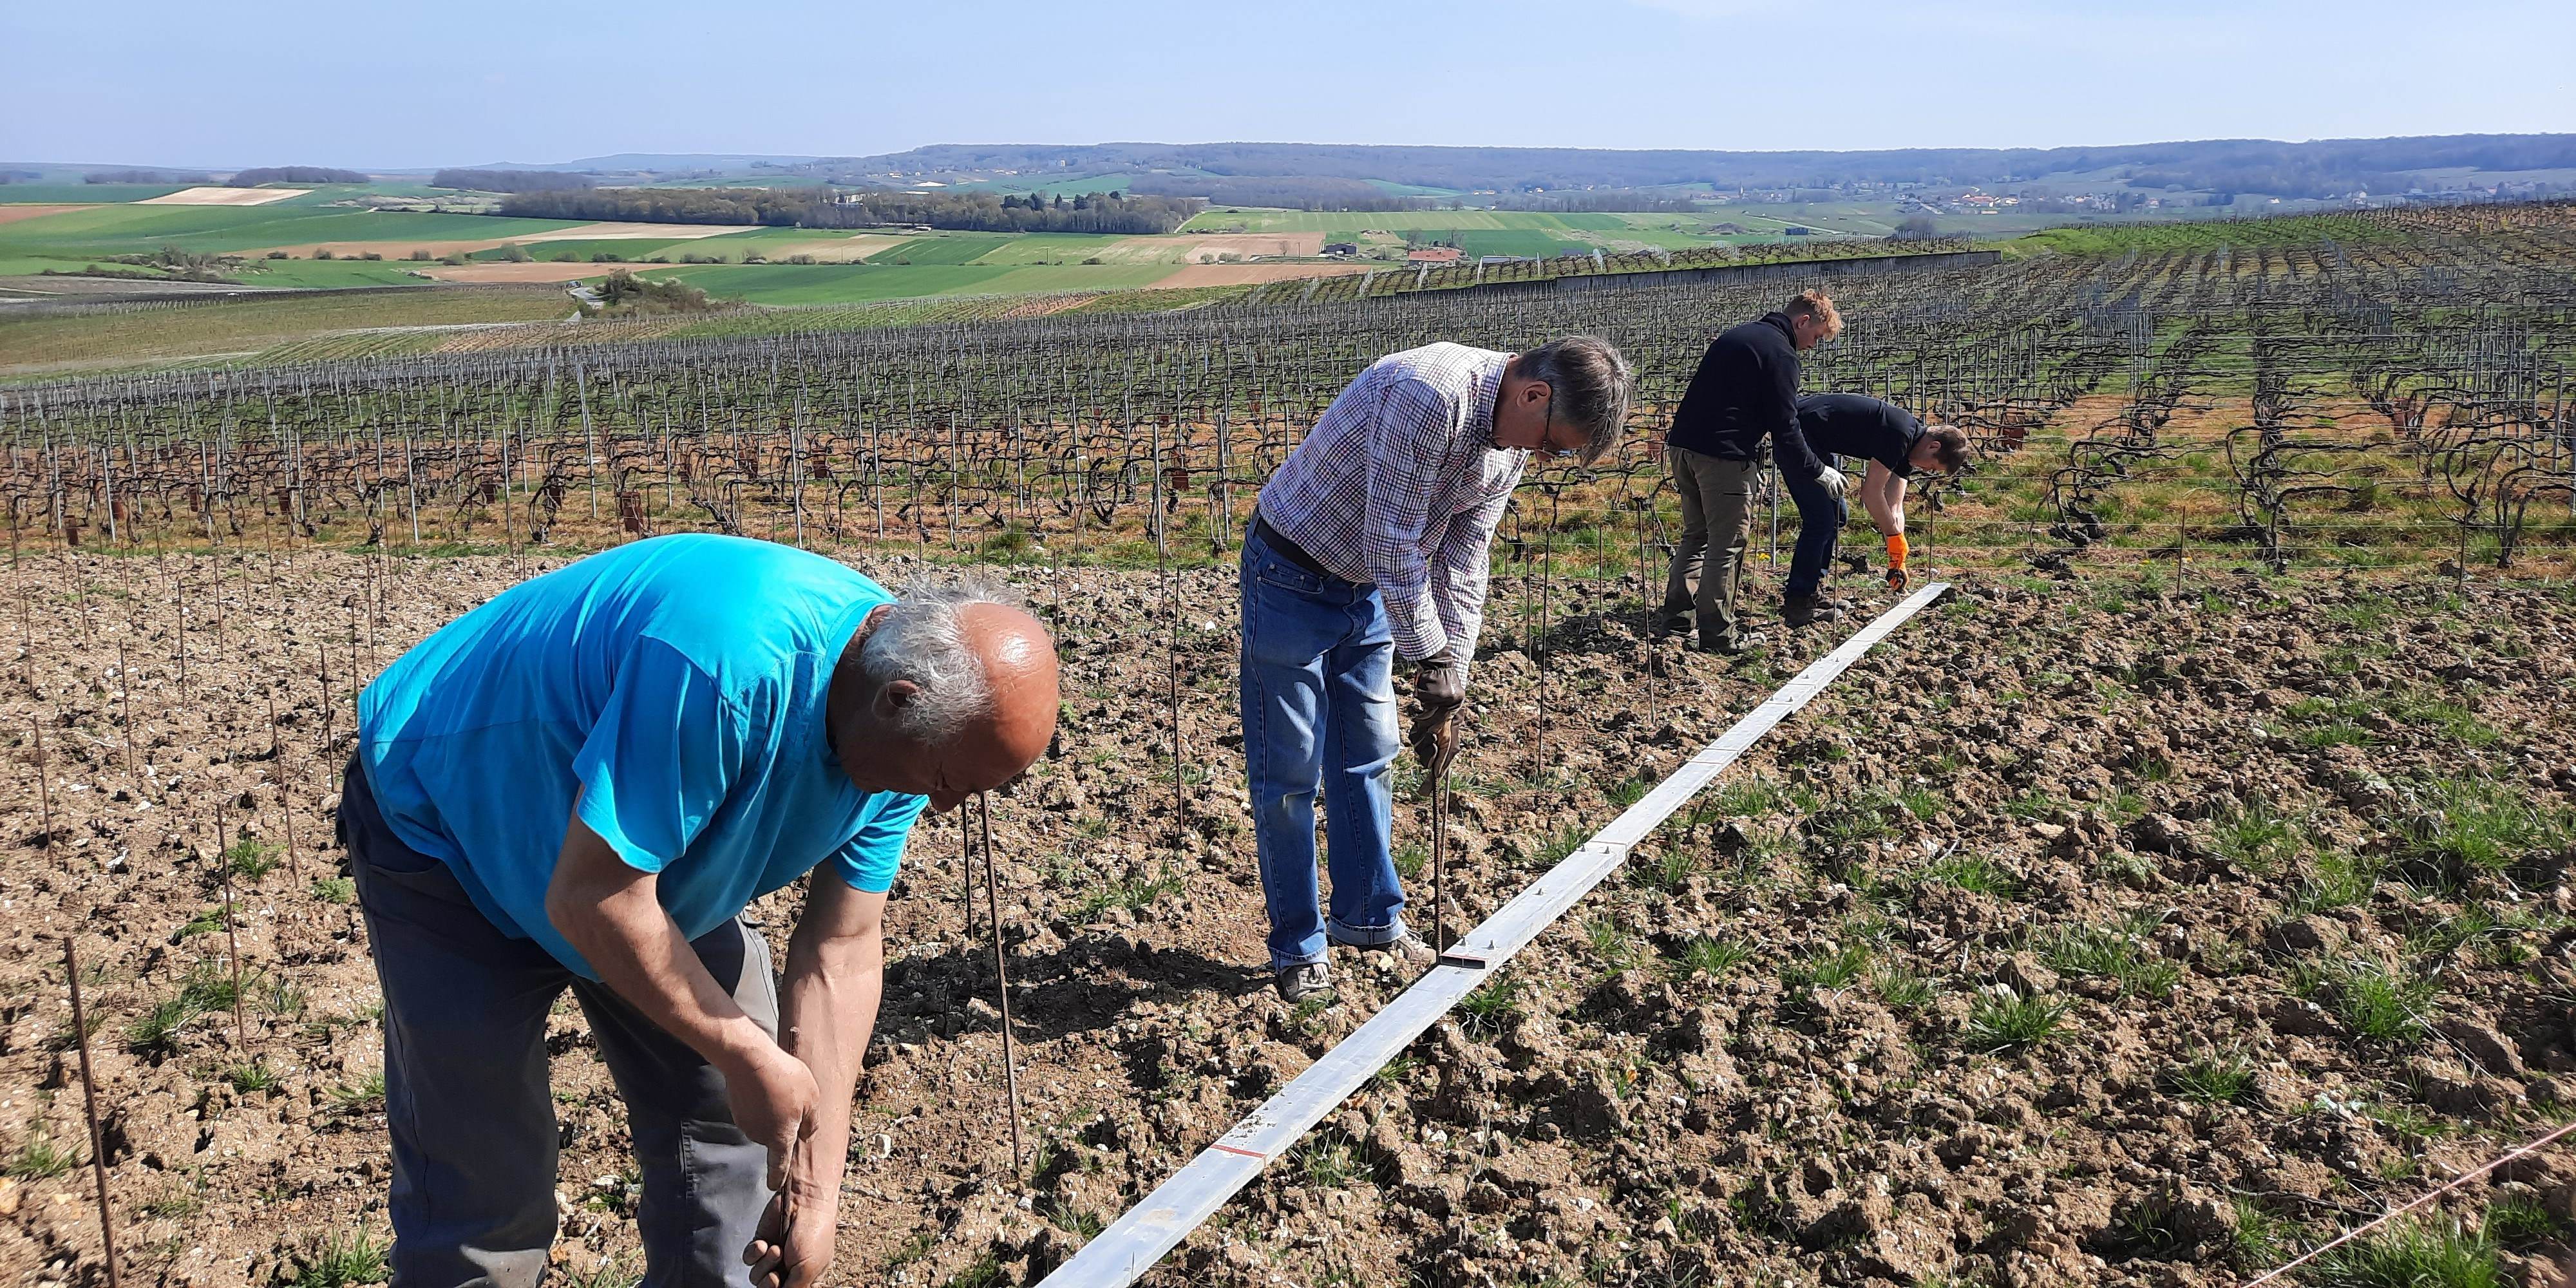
[549,831,773,1074]
[781,934,877,1192]
[780,880,889,1199]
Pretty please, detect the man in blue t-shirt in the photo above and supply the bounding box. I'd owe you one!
[344,535,1058,1288]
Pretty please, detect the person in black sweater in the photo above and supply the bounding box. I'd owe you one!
[1779,393,1970,623]
[1654,290,1845,652]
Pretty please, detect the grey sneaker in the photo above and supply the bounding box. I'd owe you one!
[1376,930,1438,967]
[1700,629,1766,656]
[1276,961,1334,1003]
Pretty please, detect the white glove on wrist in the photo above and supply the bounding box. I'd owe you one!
[1814,466,1851,498]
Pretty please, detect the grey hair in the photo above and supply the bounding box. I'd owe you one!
[858,577,1017,744]
[1515,335,1634,466]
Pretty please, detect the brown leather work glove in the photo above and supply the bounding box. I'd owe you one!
[1407,659,1465,788]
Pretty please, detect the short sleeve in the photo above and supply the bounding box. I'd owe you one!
[572,640,747,873]
[830,793,929,893]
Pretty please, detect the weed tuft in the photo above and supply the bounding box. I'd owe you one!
[1964,988,2068,1053]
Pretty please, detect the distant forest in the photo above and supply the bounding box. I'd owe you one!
[495,187,1202,234]
[86,169,211,185]
[228,166,367,186]
[816,135,2576,200]
[430,168,596,193]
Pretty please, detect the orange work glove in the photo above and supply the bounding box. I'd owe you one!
[1885,533,1911,591]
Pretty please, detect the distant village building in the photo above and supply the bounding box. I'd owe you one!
[1406,246,1464,264]
[1322,242,1359,256]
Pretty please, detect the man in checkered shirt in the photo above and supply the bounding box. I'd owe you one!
[1244,337,1633,1001]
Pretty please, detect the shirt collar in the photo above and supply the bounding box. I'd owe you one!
[1470,352,1512,451]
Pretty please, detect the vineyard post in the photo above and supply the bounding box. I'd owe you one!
[63,935,121,1288]
[269,693,301,880]
[113,636,141,791]
[976,793,1025,1173]
[221,851,247,1049]
[31,715,53,840]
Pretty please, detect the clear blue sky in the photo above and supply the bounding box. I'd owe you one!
[6,0,2570,167]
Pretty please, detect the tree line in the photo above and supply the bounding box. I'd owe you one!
[494,187,1202,234]
[802,135,2576,200]
[86,169,211,185]
[430,169,598,194]
[228,166,367,186]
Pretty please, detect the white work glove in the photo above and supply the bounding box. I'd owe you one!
[1813,466,1852,498]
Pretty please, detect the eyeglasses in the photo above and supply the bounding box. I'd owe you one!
[1531,394,1583,461]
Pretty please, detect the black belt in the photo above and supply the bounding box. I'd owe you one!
[1251,511,1342,582]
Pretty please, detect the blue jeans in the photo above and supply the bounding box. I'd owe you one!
[1783,469,1850,600]
[1239,523,1407,972]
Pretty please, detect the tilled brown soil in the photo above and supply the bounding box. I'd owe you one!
[4,547,2575,1287]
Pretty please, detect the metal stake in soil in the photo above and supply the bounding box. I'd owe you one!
[221,858,247,1049]
[62,935,121,1288]
[975,792,1025,1172]
[30,716,53,840]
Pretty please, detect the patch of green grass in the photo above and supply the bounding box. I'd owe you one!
[2396,776,2574,887]
[1631,846,1699,891]
[1075,867,1184,920]
[1783,942,1871,992]
[2231,1197,2293,1269]
[1669,935,1752,982]
[311,876,354,904]
[225,838,281,880]
[1290,1129,1359,1189]
[1808,793,1901,847]
[1583,916,1644,972]
[1707,776,1788,819]
[1964,989,2068,1053]
[944,1250,1007,1288]
[2035,922,2181,998]
[1875,963,1936,1010]
[1043,1195,1105,1239]
[2211,797,2306,876]
[1607,770,1656,808]
[2305,1215,2498,1288]
[2483,1193,2559,1249]
[5,1122,80,1180]
[1922,852,2020,899]
[328,1072,387,1110]
[1459,974,1526,1041]
[2293,958,2437,1044]
[2166,1050,2256,1105]
[2288,853,2379,915]
[292,1231,390,1288]
[1896,785,1946,823]
[225,1061,283,1094]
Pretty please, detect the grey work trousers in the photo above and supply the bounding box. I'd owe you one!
[340,758,778,1288]
[1658,446,1761,649]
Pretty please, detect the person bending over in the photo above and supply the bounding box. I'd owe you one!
[1244,337,1633,1001]
[1779,393,1969,624]
[345,533,1059,1288]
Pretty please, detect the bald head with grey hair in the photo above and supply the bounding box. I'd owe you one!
[829,576,1059,813]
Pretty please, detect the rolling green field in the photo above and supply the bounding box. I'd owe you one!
[0,203,587,259]
[0,183,188,204]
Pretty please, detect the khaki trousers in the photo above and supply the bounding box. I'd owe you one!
[1658,446,1759,649]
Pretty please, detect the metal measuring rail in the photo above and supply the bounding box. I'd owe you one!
[1039,580,1956,1288]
